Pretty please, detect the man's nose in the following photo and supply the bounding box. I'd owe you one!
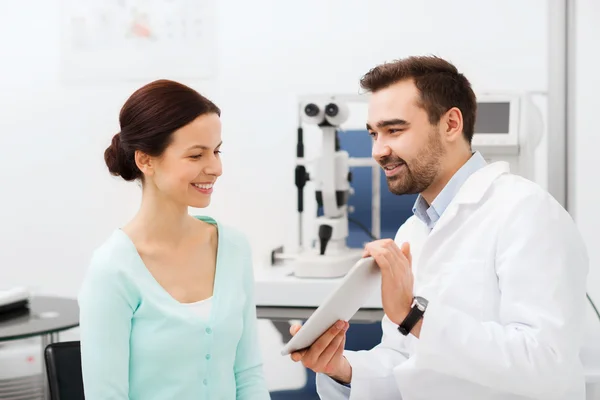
[372,139,392,160]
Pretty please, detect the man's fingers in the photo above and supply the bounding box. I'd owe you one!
[401,242,412,266]
[290,348,307,362]
[312,320,345,350]
[326,329,347,374]
[289,324,303,363]
[370,247,397,278]
[382,239,406,264]
[302,320,345,367]
[316,328,347,372]
[363,242,375,258]
[289,324,302,336]
[378,240,411,276]
[386,240,403,258]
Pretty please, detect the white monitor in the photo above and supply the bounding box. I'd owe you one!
[471,92,543,182]
[471,93,521,155]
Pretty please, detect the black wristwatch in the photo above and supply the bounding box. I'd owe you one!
[398,296,428,336]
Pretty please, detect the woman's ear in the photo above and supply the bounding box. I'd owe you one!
[135,150,154,177]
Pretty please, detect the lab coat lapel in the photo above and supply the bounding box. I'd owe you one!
[416,162,511,271]
[432,161,510,233]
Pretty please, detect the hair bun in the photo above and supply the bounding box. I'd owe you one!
[104,133,139,181]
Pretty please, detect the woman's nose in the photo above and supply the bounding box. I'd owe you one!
[204,156,222,177]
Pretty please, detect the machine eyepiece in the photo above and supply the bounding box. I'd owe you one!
[304,103,320,117]
[325,103,339,117]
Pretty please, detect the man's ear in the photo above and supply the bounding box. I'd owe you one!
[135,150,154,177]
[441,107,464,143]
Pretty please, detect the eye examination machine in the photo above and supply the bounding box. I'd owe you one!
[287,97,365,278]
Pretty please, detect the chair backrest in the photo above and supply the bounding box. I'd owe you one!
[44,341,85,400]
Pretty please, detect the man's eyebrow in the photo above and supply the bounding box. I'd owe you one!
[366,119,410,131]
[187,141,223,151]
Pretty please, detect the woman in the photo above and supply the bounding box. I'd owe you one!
[78,80,270,399]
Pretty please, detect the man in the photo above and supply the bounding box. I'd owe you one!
[289,56,589,399]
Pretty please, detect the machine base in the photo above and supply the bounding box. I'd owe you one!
[292,248,364,278]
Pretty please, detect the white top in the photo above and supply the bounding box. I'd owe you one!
[183,296,213,318]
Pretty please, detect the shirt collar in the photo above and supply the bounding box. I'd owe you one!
[412,151,487,229]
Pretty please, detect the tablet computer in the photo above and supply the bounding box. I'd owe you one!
[280,256,381,356]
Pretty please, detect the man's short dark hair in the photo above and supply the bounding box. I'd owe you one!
[360,56,477,144]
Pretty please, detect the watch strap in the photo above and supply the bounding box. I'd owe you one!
[397,302,425,336]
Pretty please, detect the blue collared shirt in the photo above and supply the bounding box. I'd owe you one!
[412,151,487,230]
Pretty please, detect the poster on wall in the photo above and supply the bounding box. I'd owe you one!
[60,0,216,83]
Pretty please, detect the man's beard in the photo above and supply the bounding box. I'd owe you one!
[381,130,444,196]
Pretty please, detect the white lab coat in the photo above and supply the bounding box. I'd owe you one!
[316,161,589,400]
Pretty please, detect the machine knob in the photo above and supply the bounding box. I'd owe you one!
[318,225,333,255]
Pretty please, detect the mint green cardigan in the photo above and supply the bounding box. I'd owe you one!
[78,216,270,399]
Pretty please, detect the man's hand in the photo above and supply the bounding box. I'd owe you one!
[288,320,352,384]
[363,239,414,326]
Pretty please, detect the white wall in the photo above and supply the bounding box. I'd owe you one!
[0,0,567,391]
[572,0,600,306]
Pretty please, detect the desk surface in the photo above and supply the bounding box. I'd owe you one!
[254,264,383,308]
[0,296,79,341]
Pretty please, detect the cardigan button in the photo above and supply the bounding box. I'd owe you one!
[203,379,208,386]
[205,327,212,334]
[205,354,211,360]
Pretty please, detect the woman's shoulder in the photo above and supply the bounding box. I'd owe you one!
[79,230,141,307]
[87,229,140,277]
[193,215,250,253]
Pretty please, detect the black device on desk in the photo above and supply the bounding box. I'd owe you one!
[0,288,30,318]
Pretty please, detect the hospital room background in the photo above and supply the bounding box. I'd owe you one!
[1,0,599,398]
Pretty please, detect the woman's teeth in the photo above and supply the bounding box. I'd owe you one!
[193,183,213,189]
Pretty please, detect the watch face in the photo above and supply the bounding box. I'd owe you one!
[414,296,428,310]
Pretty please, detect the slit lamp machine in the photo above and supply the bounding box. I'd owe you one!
[272,95,381,279]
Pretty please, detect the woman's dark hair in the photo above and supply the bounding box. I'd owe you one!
[104,79,221,181]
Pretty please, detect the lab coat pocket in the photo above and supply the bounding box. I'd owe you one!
[434,260,487,319]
